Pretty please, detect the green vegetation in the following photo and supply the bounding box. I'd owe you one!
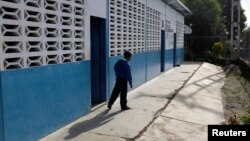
[243,28,250,59]
[181,0,250,125]
[205,42,224,65]
[213,42,223,57]
[221,65,250,125]
[181,0,247,61]
[181,0,224,60]
[242,109,250,125]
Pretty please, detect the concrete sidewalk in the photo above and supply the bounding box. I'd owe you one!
[40,62,225,141]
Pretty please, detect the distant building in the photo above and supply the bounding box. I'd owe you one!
[0,0,191,140]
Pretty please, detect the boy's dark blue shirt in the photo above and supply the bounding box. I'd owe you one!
[114,59,132,87]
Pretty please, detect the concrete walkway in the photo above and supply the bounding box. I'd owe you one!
[40,62,225,141]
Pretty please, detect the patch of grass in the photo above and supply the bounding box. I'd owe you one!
[241,109,250,125]
[222,86,230,93]
[227,75,238,81]
[242,113,250,125]
[222,65,250,125]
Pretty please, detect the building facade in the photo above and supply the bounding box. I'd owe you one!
[0,0,191,140]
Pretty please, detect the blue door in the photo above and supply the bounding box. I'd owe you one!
[173,33,177,67]
[90,16,106,106]
[161,30,165,72]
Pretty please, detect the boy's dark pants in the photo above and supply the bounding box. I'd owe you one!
[108,77,128,109]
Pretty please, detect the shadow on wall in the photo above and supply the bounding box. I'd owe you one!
[64,109,122,140]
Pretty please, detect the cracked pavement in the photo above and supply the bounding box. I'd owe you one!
[40,62,225,141]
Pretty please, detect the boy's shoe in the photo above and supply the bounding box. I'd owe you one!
[121,106,131,110]
[107,105,112,109]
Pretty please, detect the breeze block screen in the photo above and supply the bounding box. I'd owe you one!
[0,0,85,70]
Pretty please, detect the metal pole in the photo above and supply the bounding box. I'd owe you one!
[249,33,250,63]
[231,0,234,53]
[185,36,188,60]
[237,0,241,59]
[223,36,226,59]
[243,36,246,60]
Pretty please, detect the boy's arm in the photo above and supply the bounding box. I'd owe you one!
[127,65,132,88]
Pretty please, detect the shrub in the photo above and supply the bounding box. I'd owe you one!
[212,42,223,57]
[221,111,241,125]
[205,42,225,65]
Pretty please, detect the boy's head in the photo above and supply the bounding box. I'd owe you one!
[124,51,132,61]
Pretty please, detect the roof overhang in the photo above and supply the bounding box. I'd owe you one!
[163,0,192,16]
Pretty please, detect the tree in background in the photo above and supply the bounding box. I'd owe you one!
[220,0,247,60]
[242,27,250,61]
[220,0,247,37]
[181,0,247,61]
[181,0,224,60]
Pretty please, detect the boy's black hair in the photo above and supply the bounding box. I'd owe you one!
[124,51,132,59]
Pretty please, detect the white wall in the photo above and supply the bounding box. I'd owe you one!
[84,0,186,58]
[175,11,184,49]
[146,0,166,51]
[138,0,147,5]
[0,0,87,70]
[176,11,184,24]
[85,0,107,60]
[147,0,166,20]
[166,5,177,33]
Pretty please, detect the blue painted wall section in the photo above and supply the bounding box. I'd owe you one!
[176,48,184,65]
[130,53,146,87]
[165,49,174,71]
[0,73,4,141]
[130,53,147,87]
[146,51,161,81]
[0,61,91,141]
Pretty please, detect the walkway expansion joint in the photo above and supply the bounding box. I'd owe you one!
[131,63,203,141]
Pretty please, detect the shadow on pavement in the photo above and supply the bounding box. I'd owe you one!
[134,71,224,115]
[173,71,225,115]
[64,109,122,140]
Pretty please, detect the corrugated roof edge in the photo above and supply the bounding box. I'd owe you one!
[163,0,192,16]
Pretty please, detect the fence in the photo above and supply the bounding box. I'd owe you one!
[237,58,250,81]
[239,29,250,65]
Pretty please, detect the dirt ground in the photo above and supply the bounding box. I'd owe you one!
[221,65,250,124]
